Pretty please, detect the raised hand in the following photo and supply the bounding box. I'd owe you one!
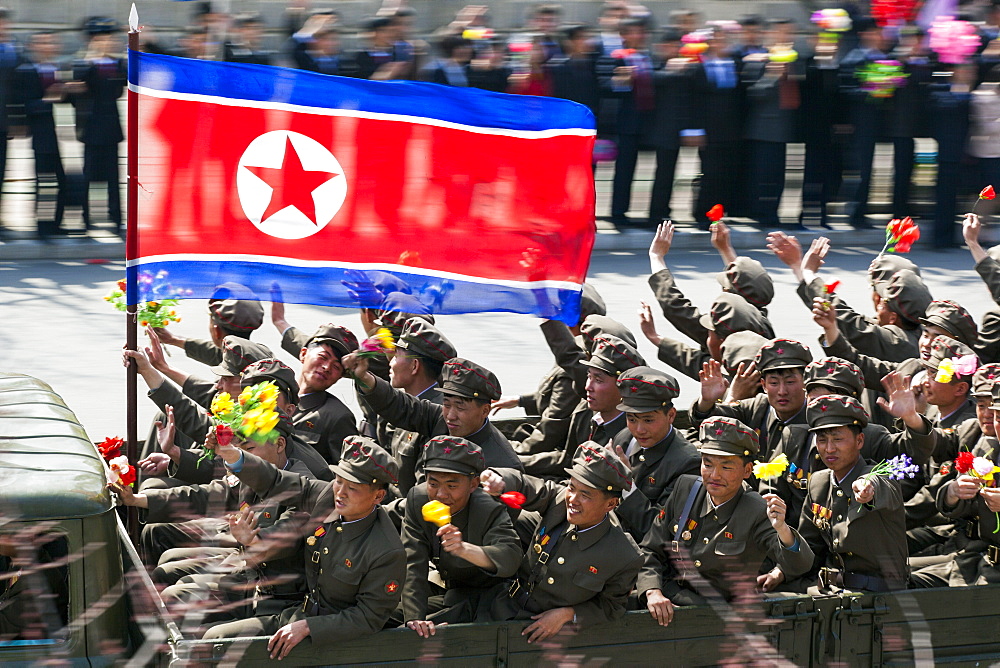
[155,405,180,462]
[228,504,260,546]
[727,362,760,401]
[877,372,920,427]
[698,359,730,408]
[638,301,661,346]
[811,297,839,343]
[710,221,736,264]
[801,237,830,274]
[480,469,505,496]
[766,231,802,269]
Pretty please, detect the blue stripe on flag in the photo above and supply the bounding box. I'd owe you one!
[128,50,596,133]
[128,261,583,325]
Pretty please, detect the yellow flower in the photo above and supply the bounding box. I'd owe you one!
[211,392,235,417]
[753,453,789,481]
[935,358,955,384]
[241,406,280,437]
[238,386,253,406]
[256,383,279,410]
[375,327,395,351]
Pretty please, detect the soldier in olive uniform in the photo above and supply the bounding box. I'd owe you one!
[640,292,774,382]
[637,417,813,616]
[478,443,643,643]
[362,318,456,495]
[344,354,522,473]
[780,396,908,593]
[647,221,774,352]
[519,335,645,478]
[495,284,606,457]
[911,380,1000,586]
[611,367,701,541]
[204,437,406,660]
[536,313,638,399]
[691,338,813,462]
[401,436,522,635]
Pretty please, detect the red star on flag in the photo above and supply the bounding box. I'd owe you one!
[244,136,339,225]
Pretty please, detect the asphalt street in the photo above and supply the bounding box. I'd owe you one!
[0,243,993,443]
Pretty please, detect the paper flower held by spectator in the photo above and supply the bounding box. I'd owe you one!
[753,453,789,481]
[929,17,981,65]
[879,216,919,255]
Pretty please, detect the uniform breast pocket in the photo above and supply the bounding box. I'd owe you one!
[571,569,605,593]
[714,540,747,557]
[298,431,322,448]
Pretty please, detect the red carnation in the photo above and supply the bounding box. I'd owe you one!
[216,424,234,447]
[118,463,137,487]
[97,436,123,460]
[981,185,996,200]
[955,451,976,475]
[499,491,526,510]
[706,204,724,223]
[824,280,841,295]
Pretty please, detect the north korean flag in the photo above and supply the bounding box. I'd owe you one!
[127,51,596,324]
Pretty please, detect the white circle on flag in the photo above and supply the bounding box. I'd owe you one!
[236,130,347,240]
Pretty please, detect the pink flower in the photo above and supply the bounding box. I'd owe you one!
[954,354,979,377]
[973,456,996,478]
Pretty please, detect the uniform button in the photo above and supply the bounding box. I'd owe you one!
[557,557,565,564]
[323,548,329,555]
[639,455,646,462]
[847,552,853,556]
[547,577,554,585]
[694,560,702,568]
[713,515,718,522]
[703,538,710,544]
[836,490,844,497]
[570,534,578,541]
[336,526,343,533]
[261,562,267,569]
[836,515,843,521]
[833,539,839,546]
[319,568,323,574]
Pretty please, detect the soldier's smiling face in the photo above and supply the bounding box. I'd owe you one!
[565,477,617,530]
[585,368,620,414]
[299,343,344,393]
[441,396,490,438]
[214,374,241,398]
[977,396,996,436]
[426,471,479,514]
[701,454,752,506]
[918,326,951,361]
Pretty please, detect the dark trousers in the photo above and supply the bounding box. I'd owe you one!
[934,160,961,247]
[801,134,841,224]
[892,136,915,219]
[611,132,640,221]
[83,143,121,230]
[695,141,739,223]
[648,147,679,224]
[0,134,7,231]
[749,140,786,227]
[845,130,877,225]
[34,151,66,238]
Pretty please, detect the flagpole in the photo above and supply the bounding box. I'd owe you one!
[125,4,140,543]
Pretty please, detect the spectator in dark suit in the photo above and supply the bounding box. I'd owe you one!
[0,8,20,239]
[799,32,841,229]
[419,36,473,87]
[887,26,931,220]
[647,28,694,225]
[69,18,126,236]
[599,17,656,229]
[224,13,273,66]
[13,32,66,240]
[544,25,599,114]
[352,16,411,81]
[929,64,975,248]
[838,17,889,229]
[733,14,768,61]
[291,15,345,76]
[690,26,744,228]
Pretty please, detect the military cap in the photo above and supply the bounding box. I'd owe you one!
[874,269,932,326]
[580,315,637,352]
[422,436,486,476]
[332,436,399,485]
[922,336,978,377]
[755,338,812,373]
[563,442,633,493]
[804,357,864,398]
[582,336,646,377]
[721,331,769,373]
[698,416,760,458]
[807,395,869,431]
[210,336,273,377]
[307,323,359,358]
[920,300,978,348]
[273,412,296,438]
[616,366,680,412]
[208,283,264,332]
[579,283,607,322]
[374,291,434,334]
[441,358,501,401]
[717,257,774,309]
[241,358,299,399]
[972,363,1000,397]
[698,293,773,339]
[395,319,457,363]
[868,254,920,287]
[989,381,1000,410]
[84,17,118,35]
